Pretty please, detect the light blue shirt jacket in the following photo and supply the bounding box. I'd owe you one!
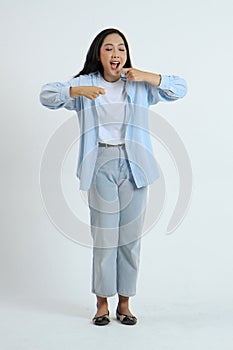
[40,72,187,190]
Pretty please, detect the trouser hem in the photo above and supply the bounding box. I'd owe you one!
[92,291,136,298]
[117,291,136,297]
[92,291,117,298]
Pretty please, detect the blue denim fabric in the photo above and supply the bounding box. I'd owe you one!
[88,145,148,297]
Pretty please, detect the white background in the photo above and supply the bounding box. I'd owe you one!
[1,0,233,349]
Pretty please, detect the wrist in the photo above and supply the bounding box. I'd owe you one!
[144,72,161,86]
[70,86,82,98]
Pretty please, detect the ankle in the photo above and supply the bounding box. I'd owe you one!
[118,295,129,306]
[96,296,108,308]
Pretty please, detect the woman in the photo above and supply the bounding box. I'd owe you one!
[40,27,188,326]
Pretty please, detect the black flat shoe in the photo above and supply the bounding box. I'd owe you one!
[116,308,137,325]
[92,311,110,326]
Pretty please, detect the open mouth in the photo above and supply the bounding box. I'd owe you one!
[110,61,120,70]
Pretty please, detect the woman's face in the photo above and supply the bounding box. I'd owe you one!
[99,33,127,82]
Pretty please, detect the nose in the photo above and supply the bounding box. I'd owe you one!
[112,48,119,58]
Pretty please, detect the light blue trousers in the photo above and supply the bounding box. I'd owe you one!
[88,145,148,297]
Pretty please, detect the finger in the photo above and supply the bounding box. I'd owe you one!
[90,92,98,99]
[121,68,131,75]
[98,88,105,95]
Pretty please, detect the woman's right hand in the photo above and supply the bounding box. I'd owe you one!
[70,86,105,100]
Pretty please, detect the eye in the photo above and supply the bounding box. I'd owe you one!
[105,48,112,51]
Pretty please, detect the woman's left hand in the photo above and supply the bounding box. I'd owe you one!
[121,68,162,86]
[121,68,146,82]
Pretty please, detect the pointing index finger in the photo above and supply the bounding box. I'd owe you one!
[99,88,105,94]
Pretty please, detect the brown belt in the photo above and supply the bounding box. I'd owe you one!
[98,142,125,147]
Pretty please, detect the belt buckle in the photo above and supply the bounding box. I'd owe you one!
[98,142,125,147]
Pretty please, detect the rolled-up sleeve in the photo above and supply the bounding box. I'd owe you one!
[39,78,78,110]
[147,75,188,105]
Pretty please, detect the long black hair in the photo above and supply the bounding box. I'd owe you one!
[73,28,132,78]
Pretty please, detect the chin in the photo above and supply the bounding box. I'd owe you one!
[103,70,121,82]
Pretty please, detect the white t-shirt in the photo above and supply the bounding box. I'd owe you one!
[97,76,127,145]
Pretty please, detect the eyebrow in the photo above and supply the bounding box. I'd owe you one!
[103,43,125,47]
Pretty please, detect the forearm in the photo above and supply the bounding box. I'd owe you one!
[70,86,84,98]
[142,72,162,86]
[70,85,105,100]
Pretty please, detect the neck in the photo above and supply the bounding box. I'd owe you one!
[103,73,121,82]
